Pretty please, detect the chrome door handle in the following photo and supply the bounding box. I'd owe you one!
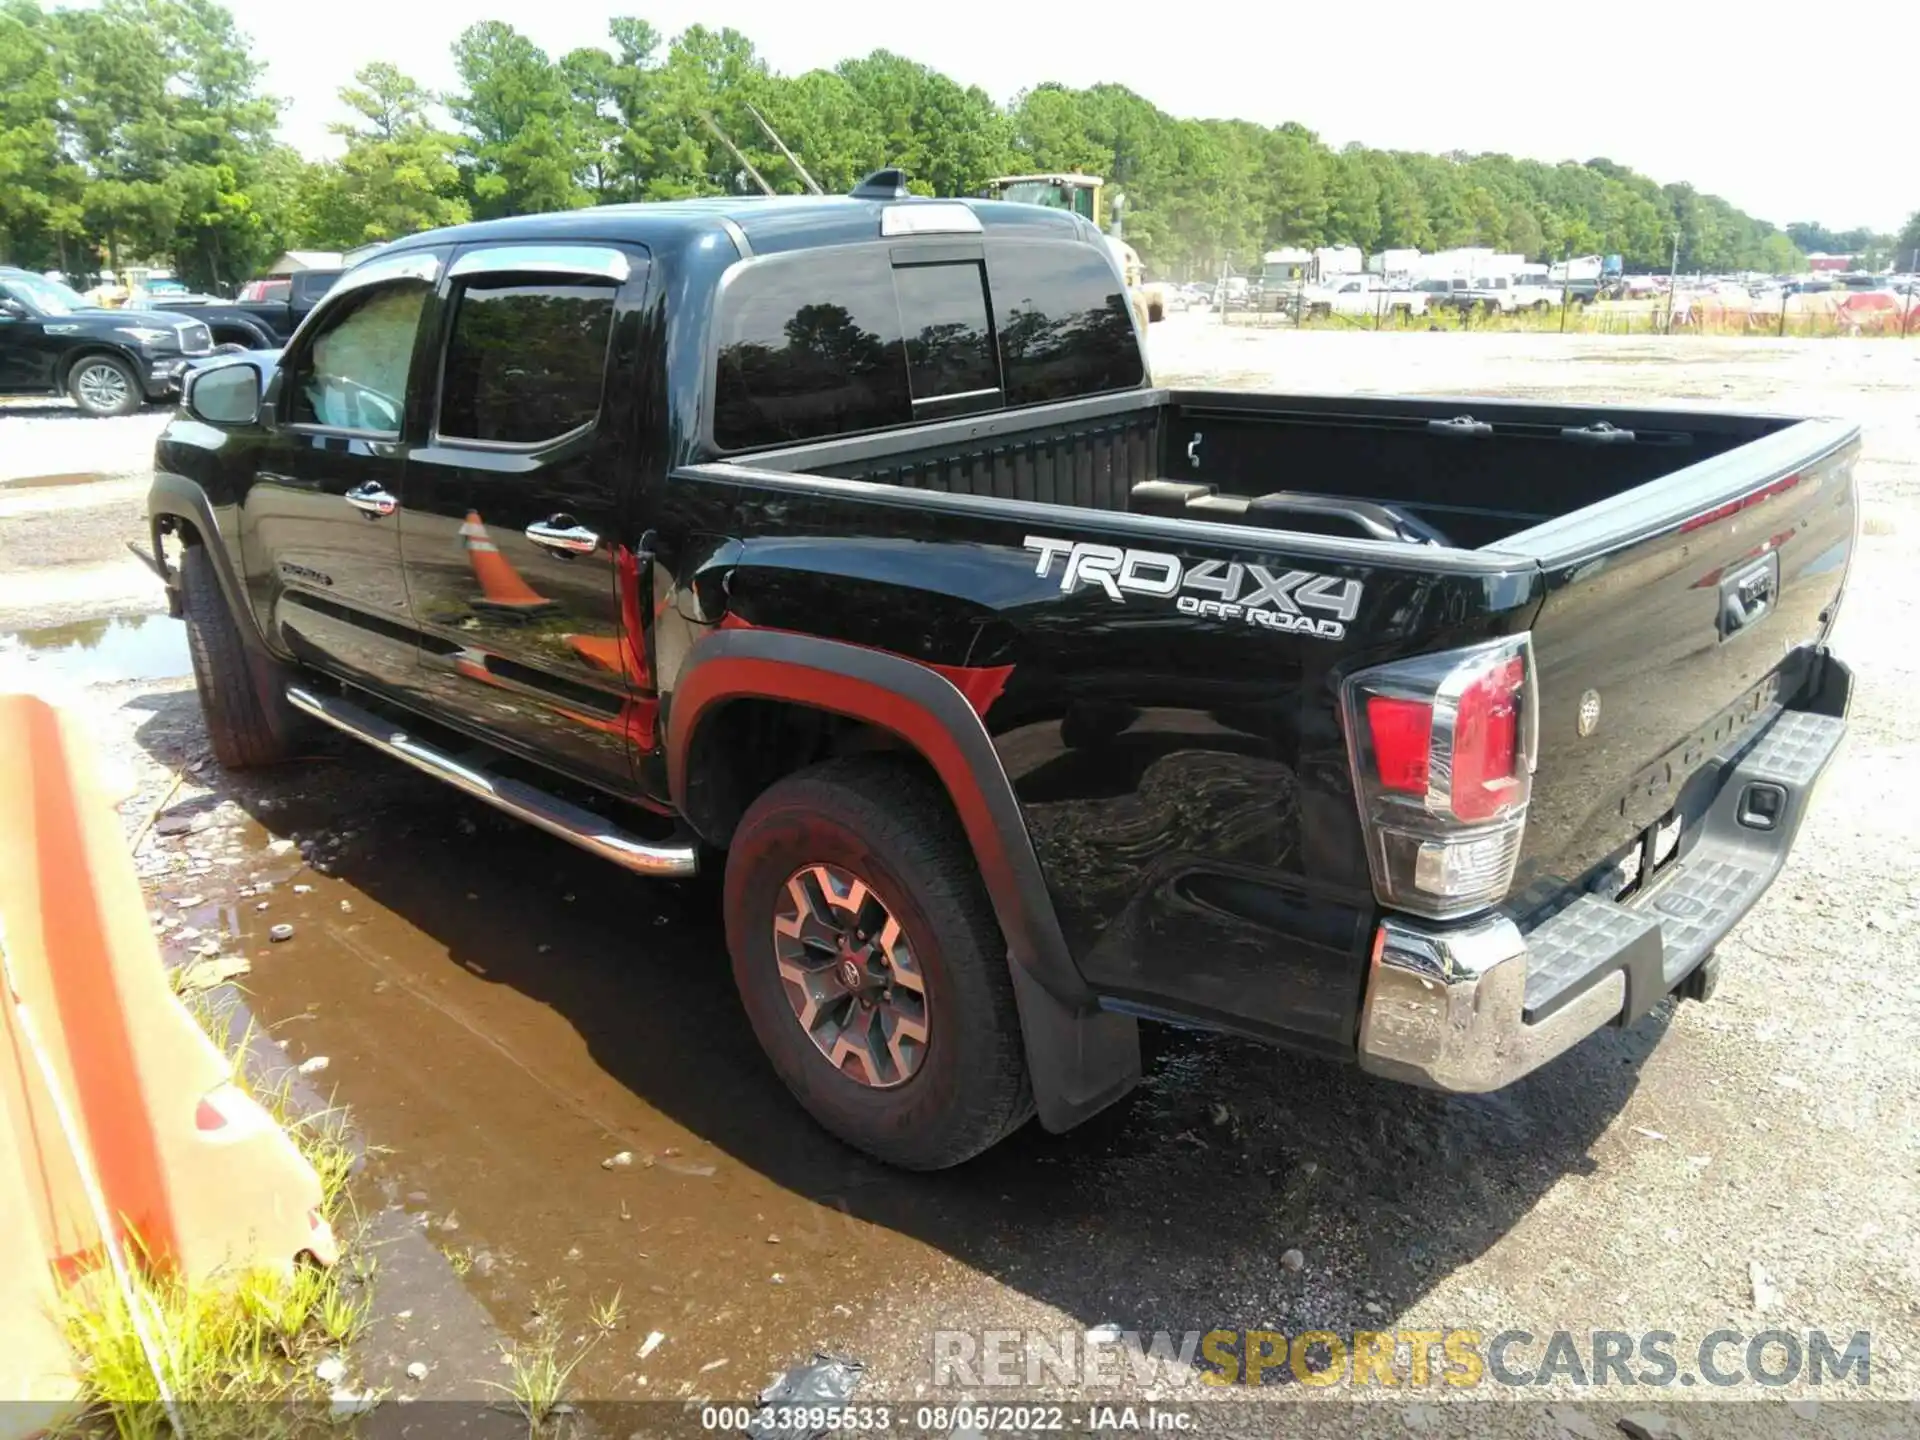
[345,482,397,517]
[525,516,600,556]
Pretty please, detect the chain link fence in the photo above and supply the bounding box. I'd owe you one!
[1206,289,1920,339]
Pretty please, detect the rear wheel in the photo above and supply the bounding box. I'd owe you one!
[723,756,1032,1169]
[179,542,302,769]
[67,354,142,417]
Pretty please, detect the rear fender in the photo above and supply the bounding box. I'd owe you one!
[667,627,1141,1133]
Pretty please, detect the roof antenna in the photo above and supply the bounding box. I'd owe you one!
[744,103,822,196]
[851,168,910,201]
[699,112,774,197]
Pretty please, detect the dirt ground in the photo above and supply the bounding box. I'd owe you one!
[2,326,1916,1434]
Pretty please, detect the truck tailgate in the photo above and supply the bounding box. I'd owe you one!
[1500,418,1858,908]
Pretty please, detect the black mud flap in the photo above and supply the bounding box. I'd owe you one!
[1008,960,1141,1133]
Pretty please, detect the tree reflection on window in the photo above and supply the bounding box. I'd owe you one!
[714,251,909,450]
[991,242,1144,406]
[439,280,615,445]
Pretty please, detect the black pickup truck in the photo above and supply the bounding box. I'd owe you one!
[145,176,1858,1169]
[149,268,342,350]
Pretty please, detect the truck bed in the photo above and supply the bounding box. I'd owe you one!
[682,383,1855,974]
[734,388,1802,550]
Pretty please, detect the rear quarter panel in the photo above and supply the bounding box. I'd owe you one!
[659,466,1541,1050]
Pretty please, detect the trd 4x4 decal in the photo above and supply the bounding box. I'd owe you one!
[1022,535,1363,640]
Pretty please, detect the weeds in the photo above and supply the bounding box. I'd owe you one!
[491,1283,625,1435]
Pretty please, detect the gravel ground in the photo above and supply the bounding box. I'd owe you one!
[0,397,170,628]
[2,329,1916,1436]
[0,396,170,483]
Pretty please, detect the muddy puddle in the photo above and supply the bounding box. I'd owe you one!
[131,690,1621,1404]
[145,748,1078,1400]
[1,612,190,684]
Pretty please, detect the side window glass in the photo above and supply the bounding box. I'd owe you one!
[437,278,616,445]
[987,240,1145,407]
[894,261,999,412]
[713,248,908,451]
[288,282,428,434]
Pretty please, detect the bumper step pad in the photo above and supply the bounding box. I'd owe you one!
[1522,709,1845,1024]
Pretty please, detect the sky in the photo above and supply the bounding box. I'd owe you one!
[219,0,1917,234]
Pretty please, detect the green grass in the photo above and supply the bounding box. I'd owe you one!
[489,1282,625,1436]
[57,987,370,1438]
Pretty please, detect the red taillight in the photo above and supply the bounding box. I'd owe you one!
[1450,656,1524,822]
[1343,635,1536,920]
[1366,695,1433,795]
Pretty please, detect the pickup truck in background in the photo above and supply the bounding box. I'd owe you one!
[1420,272,1562,315]
[1463,269,1563,314]
[1299,273,1429,320]
[149,268,342,350]
[145,179,1858,1169]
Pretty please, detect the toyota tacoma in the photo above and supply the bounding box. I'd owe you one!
[144,172,1858,1168]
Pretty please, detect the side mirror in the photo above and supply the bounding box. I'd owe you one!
[184,362,261,426]
[0,297,27,320]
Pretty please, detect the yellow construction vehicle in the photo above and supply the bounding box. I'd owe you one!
[983,174,1166,325]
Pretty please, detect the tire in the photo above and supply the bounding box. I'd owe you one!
[179,542,301,768]
[66,354,143,417]
[723,756,1032,1169]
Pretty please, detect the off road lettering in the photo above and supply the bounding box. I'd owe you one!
[1024,535,1362,642]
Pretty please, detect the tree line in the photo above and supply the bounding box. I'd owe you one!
[2,0,1912,292]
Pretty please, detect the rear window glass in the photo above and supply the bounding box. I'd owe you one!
[895,261,998,405]
[987,241,1144,406]
[713,249,909,451]
[438,278,615,445]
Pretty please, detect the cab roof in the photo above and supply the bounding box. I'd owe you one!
[378,194,1094,262]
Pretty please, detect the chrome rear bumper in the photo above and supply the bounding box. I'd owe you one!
[1356,915,1626,1091]
[1357,667,1849,1094]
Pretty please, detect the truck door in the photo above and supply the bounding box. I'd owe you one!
[239,250,446,691]
[397,243,650,794]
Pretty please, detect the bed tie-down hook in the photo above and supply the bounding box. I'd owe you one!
[1187,432,1203,468]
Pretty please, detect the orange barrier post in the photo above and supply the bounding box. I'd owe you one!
[460,511,558,615]
[0,695,334,1314]
[0,992,83,1429]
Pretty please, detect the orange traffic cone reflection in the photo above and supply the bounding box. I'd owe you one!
[461,511,557,615]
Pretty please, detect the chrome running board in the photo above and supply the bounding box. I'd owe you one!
[285,686,698,878]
